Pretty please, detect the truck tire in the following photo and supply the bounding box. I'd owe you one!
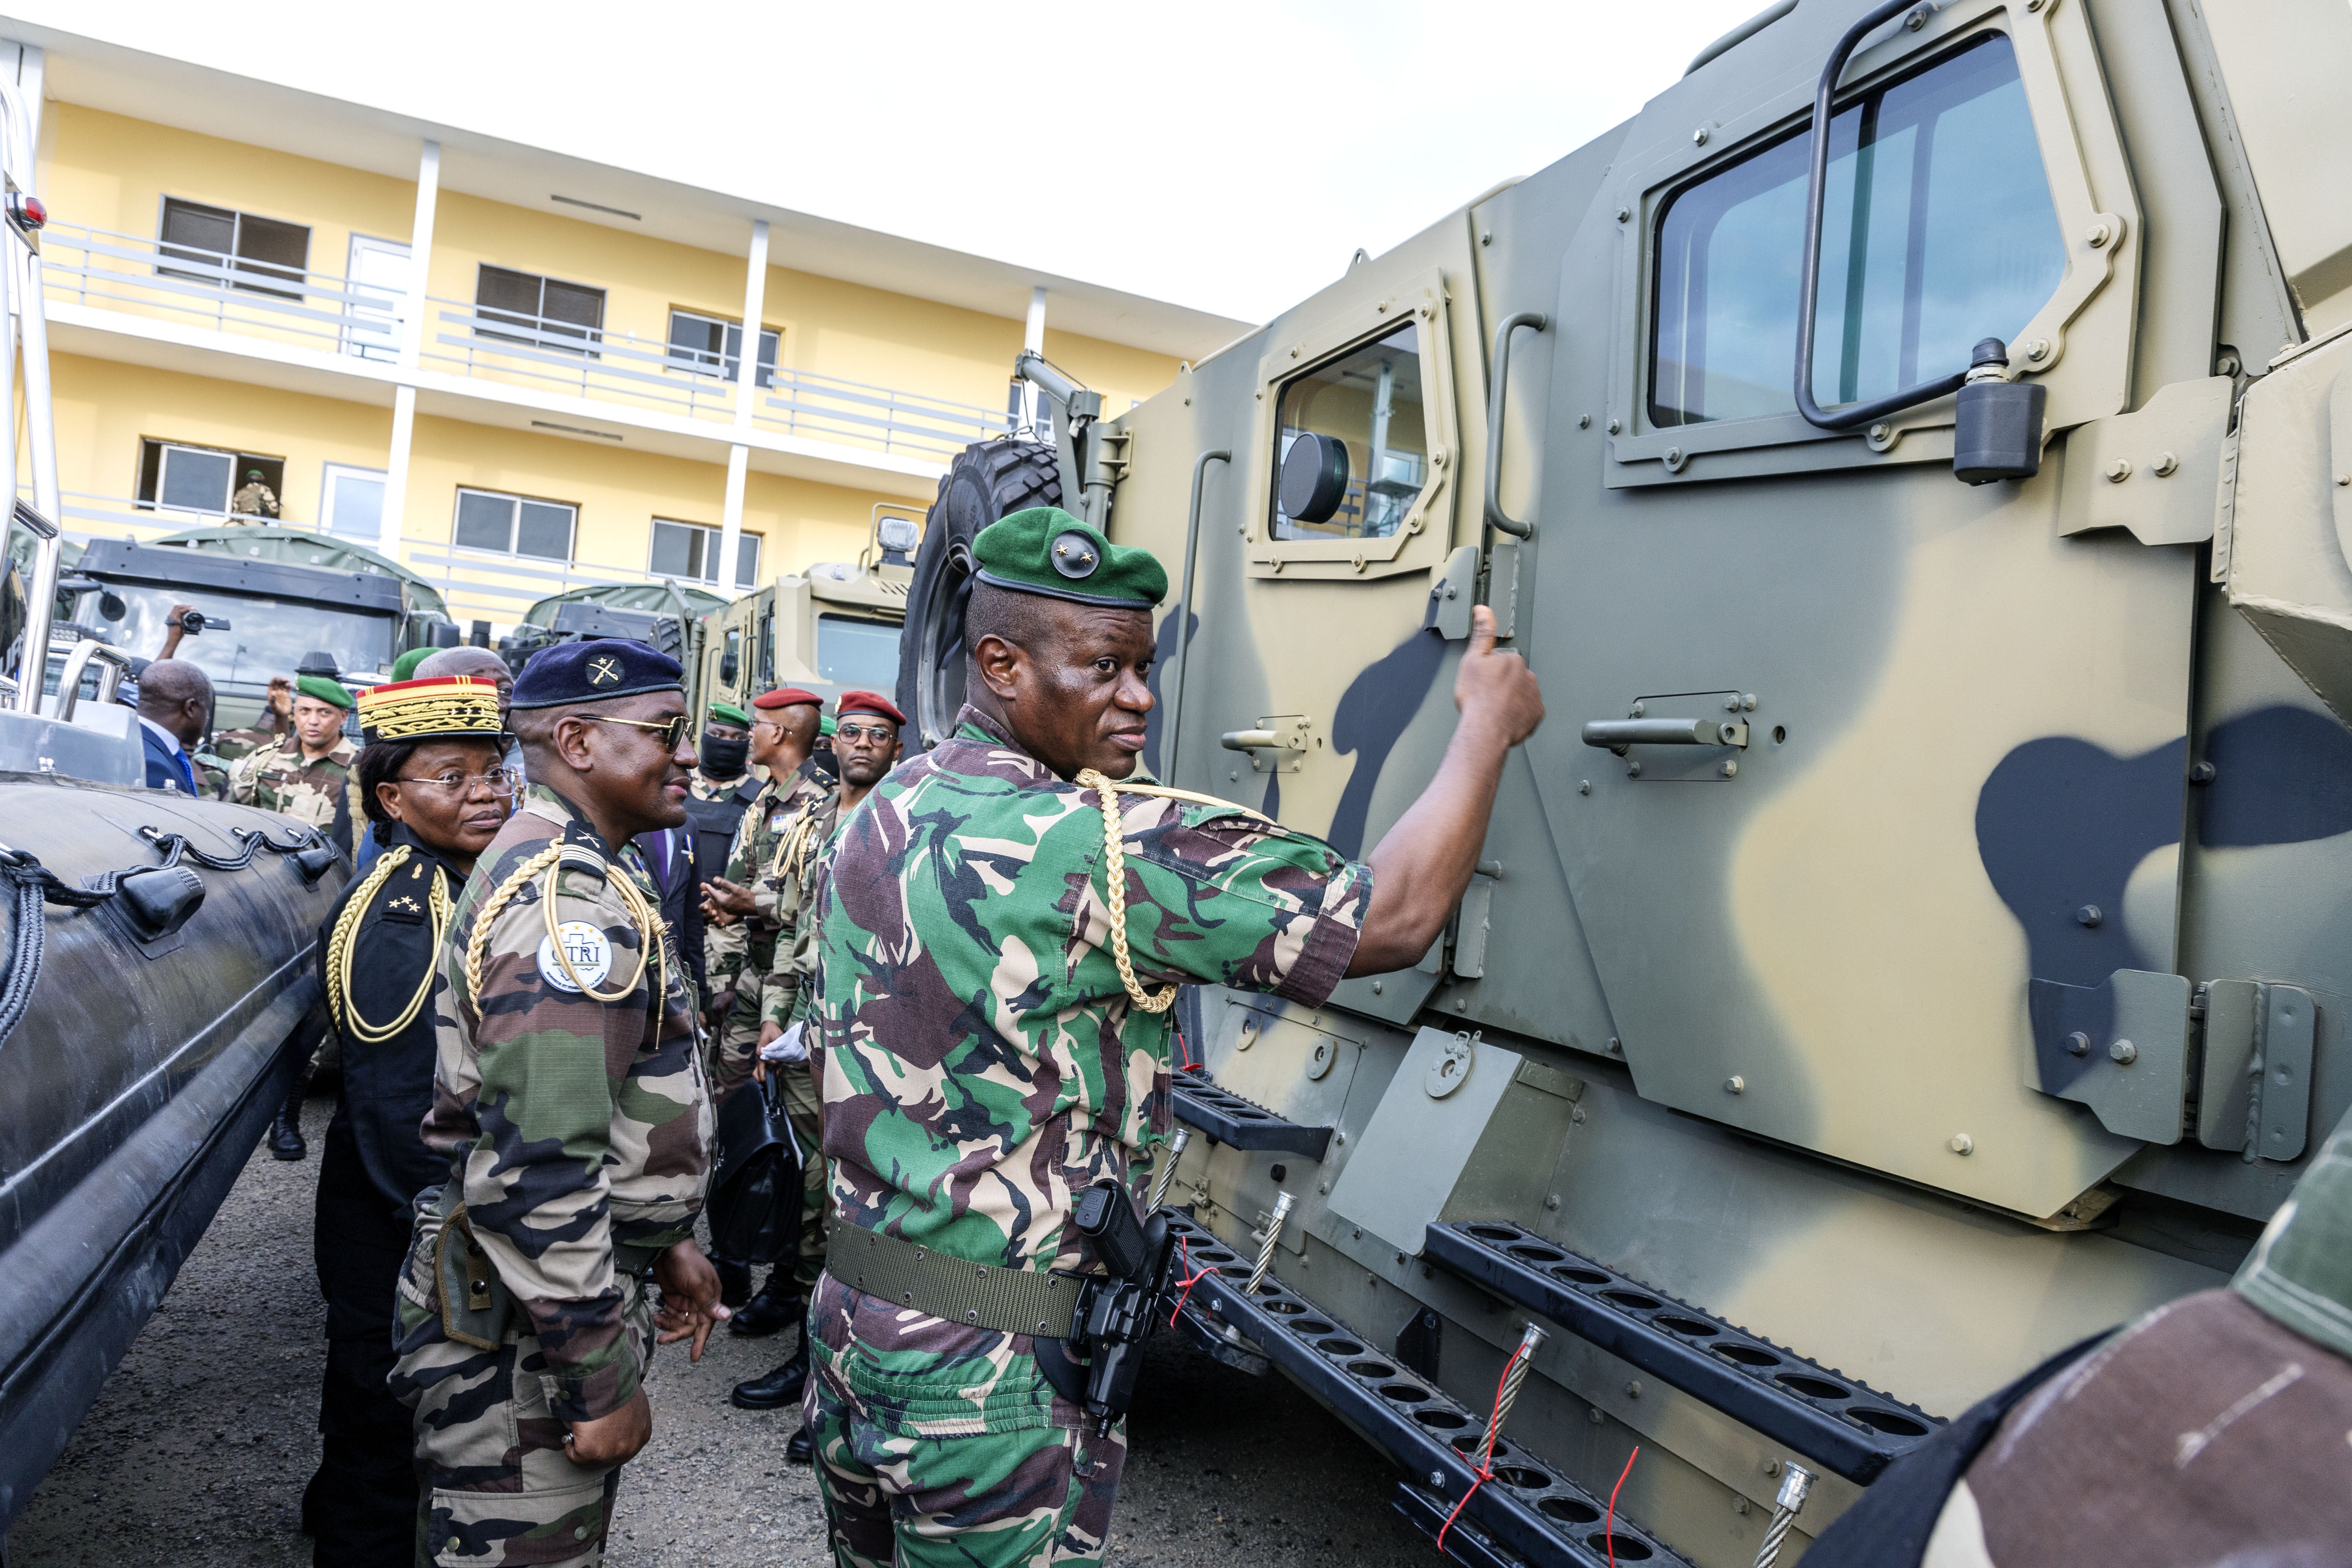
[897,438,1061,749]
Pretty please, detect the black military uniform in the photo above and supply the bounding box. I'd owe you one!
[304,820,465,1562]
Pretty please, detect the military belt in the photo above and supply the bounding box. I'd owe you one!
[825,1214,1086,1338]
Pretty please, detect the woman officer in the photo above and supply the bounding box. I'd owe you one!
[299,675,514,1566]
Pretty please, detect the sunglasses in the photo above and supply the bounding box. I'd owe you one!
[582,713,692,750]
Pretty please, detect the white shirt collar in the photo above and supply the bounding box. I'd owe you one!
[137,715,186,757]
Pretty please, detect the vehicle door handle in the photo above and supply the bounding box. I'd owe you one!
[1580,717,1749,755]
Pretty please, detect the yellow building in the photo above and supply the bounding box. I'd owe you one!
[3,25,1246,635]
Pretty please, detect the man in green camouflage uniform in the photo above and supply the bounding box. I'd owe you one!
[806,509,1545,1566]
[232,672,364,1157]
[700,685,832,1319]
[390,637,725,1568]
[229,673,362,857]
[728,690,904,1439]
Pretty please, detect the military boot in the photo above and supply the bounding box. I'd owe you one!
[784,1423,814,1465]
[269,1077,307,1161]
[728,1277,794,1338]
[728,1310,811,1410]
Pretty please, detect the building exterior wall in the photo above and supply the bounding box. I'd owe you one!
[27,97,1193,639]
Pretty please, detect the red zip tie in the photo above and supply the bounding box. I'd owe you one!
[1167,1238,1214,1327]
[1605,1446,1640,1568]
[1176,1022,1201,1073]
[1435,1340,1530,1556]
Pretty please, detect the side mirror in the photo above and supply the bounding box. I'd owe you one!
[1953,339,2047,486]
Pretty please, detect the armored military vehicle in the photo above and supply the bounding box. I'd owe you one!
[0,82,347,1548]
[894,2,2352,1561]
[59,525,457,726]
[702,504,924,713]
[499,580,722,710]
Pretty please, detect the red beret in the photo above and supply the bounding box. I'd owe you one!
[837,690,906,726]
[753,686,822,710]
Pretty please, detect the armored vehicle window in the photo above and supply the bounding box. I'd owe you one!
[1270,323,1428,541]
[1649,33,2063,429]
[815,613,899,690]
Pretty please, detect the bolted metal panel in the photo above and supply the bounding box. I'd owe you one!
[2025,969,2193,1144]
[2056,375,2235,544]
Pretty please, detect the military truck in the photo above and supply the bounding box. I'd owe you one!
[58,526,457,726]
[701,505,922,713]
[498,580,723,712]
[893,3,2352,1562]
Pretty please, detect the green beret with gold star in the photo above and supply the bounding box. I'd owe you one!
[972,507,1167,610]
[708,701,750,727]
[294,673,354,710]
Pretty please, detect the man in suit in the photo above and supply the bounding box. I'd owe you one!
[633,818,708,1013]
[136,659,212,795]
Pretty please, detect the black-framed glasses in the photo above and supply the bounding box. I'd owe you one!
[582,713,691,750]
[835,723,896,745]
[394,766,522,797]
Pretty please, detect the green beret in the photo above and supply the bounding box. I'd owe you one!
[708,701,750,727]
[391,648,433,682]
[818,713,837,739]
[295,674,354,710]
[972,508,1166,610]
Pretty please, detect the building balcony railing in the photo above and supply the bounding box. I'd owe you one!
[41,223,403,360]
[425,298,1015,459]
[38,225,1023,467]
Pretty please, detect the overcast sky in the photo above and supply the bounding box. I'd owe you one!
[15,0,1767,325]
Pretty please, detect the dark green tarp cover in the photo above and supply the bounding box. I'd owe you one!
[521,581,723,628]
[152,527,449,618]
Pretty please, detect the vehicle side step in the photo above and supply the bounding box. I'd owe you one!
[1172,1066,1332,1158]
[1423,1221,1939,1482]
[1163,1211,1691,1568]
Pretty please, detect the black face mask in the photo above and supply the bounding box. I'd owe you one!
[699,731,750,779]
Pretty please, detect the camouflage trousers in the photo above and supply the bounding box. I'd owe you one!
[802,1272,1127,1568]
[779,1057,828,1296]
[710,982,764,1108]
[388,1208,654,1568]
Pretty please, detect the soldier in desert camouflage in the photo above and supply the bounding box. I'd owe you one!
[388,637,726,1568]
[805,509,1544,1566]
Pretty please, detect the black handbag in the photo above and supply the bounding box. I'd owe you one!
[706,1073,803,1267]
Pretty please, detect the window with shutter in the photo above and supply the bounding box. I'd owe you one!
[473,265,605,356]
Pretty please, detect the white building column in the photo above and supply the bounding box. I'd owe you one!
[1022,286,1047,433]
[378,140,440,562]
[717,219,770,598]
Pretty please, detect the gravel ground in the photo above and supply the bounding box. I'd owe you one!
[10,1093,1435,1567]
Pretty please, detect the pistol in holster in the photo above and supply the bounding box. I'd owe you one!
[1049,1179,1178,1431]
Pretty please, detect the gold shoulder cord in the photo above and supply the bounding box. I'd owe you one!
[1073,769,1267,1014]
[462,842,664,1019]
[324,846,454,1044]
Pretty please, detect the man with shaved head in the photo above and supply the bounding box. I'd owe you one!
[415,646,515,731]
[136,658,213,795]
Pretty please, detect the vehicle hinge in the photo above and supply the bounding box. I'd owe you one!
[2196,980,2316,1162]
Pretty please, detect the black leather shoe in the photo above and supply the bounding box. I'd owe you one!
[729,1357,809,1410]
[269,1083,307,1161]
[728,1280,794,1338]
[715,1259,753,1310]
[784,1425,813,1464]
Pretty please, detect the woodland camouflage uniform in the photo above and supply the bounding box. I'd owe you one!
[806,704,1370,1567]
[757,788,847,1300]
[704,761,830,1103]
[389,783,711,1568]
[228,732,361,852]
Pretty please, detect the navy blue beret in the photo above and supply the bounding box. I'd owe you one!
[509,638,682,710]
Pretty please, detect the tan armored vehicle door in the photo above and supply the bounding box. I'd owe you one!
[1526,0,2210,1220]
[1188,234,1485,848]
